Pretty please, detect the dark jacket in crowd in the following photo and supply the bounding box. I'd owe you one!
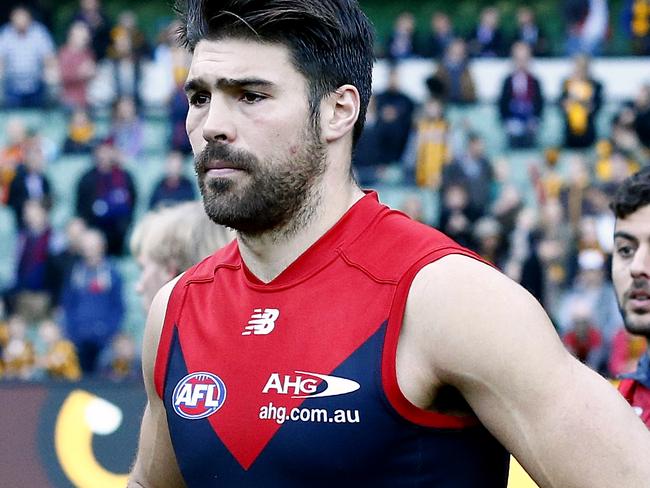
[7,164,52,228]
[75,166,137,256]
[149,175,196,209]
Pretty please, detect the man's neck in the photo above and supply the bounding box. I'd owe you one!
[237,175,364,283]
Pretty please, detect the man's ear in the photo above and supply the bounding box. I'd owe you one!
[322,84,361,143]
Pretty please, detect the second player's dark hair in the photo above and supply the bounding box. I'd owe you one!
[610,165,650,219]
[174,0,375,145]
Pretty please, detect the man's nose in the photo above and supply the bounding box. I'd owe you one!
[630,244,650,279]
[202,96,236,144]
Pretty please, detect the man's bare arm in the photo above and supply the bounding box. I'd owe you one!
[128,277,186,488]
[405,255,650,487]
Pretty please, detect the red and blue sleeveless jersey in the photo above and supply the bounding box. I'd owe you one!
[154,192,510,486]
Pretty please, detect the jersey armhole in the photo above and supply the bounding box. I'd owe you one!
[153,278,189,399]
[382,247,487,429]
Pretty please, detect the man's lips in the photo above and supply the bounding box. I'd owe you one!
[203,159,239,171]
[627,288,650,311]
[201,159,247,177]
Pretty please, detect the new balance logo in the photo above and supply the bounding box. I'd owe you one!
[242,308,280,336]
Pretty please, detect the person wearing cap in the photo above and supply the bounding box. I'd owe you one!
[610,166,650,427]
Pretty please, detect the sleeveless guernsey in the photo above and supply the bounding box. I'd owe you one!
[154,191,510,487]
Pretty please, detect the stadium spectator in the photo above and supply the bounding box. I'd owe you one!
[559,155,592,233]
[7,140,52,229]
[491,184,524,244]
[168,66,192,154]
[512,7,549,57]
[8,200,58,321]
[100,333,139,381]
[106,11,148,107]
[61,228,124,374]
[561,298,606,370]
[633,83,650,148]
[149,151,195,209]
[154,20,192,103]
[47,217,87,306]
[468,6,506,57]
[498,42,544,148]
[352,96,385,186]
[559,54,603,148]
[537,199,573,316]
[108,96,144,160]
[62,108,96,154]
[2,315,35,380]
[602,105,645,176]
[437,183,479,249]
[441,132,494,219]
[564,0,609,55]
[130,201,233,312]
[473,216,509,269]
[557,249,623,373]
[407,97,451,189]
[426,39,476,105]
[420,12,455,60]
[0,6,57,108]
[385,11,418,60]
[0,117,28,204]
[34,319,81,381]
[58,21,96,110]
[623,0,650,55]
[72,0,112,60]
[110,10,149,60]
[75,139,137,256]
[374,66,415,165]
[504,206,545,302]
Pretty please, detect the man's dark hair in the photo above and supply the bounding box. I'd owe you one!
[610,165,650,219]
[174,0,375,145]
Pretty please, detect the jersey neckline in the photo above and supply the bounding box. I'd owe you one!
[238,191,385,289]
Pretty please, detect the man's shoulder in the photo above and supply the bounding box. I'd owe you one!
[182,239,239,283]
[342,207,478,282]
[406,254,524,331]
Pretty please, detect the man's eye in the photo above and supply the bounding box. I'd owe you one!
[241,92,265,104]
[617,246,634,258]
[189,93,210,106]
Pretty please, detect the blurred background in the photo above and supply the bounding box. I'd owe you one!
[0,0,648,486]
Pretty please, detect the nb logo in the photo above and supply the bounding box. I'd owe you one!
[242,308,280,336]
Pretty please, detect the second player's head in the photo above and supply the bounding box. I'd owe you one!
[611,166,650,338]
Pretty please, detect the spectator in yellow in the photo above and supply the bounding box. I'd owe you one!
[559,54,603,148]
[413,98,450,188]
[36,319,81,381]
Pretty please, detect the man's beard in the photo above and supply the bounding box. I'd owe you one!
[194,126,326,238]
[619,278,650,338]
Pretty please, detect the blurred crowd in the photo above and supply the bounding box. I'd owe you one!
[0,0,648,383]
[0,1,197,382]
[381,1,649,60]
[358,4,650,379]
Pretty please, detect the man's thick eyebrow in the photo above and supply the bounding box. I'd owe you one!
[184,77,274,94]
[614,231,639,243]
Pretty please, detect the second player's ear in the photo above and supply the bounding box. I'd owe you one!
[322,84,360,143]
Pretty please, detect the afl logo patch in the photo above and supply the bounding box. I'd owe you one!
[172,372,227,420]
